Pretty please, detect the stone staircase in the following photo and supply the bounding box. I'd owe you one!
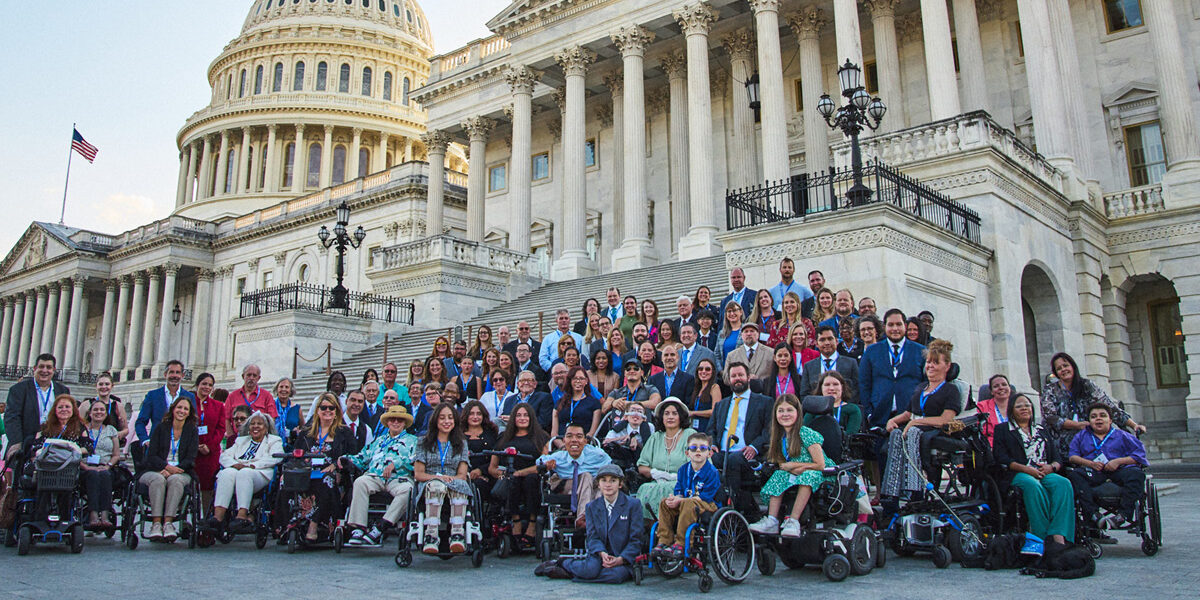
[291,255,730,399]
[1142,430,1200,464]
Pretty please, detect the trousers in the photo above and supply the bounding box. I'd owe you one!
[656,497,718,546]
[213,468,270,511]
[348,475,412,527]
[1011,472,1075,542]
[139,471,191,519]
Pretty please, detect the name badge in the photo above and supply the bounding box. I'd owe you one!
[168,459,179,466]
[87,455,101,465]
[197,425,208,436]
[759,333,771,342]
[1094,453,1109,464]
[311,457,326,467]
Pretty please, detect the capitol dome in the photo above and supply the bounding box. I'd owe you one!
[173,0,459,221]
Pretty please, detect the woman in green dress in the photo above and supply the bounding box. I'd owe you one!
[634,398,696,519]
[804,371,862,437]
[748,394,835,538]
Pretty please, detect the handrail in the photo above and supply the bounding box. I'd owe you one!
[239,282,414,324]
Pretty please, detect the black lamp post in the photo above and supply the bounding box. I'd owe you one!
[318,201,366,310]
[817,59,887,207]
[744,71,761,121]
[171,304,181,326]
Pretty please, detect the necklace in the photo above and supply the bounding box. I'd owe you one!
[664,429,682,452]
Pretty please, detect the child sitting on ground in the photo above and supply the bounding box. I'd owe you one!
[653,432,721,558]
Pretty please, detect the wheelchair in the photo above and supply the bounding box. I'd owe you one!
[13,440,86,555]
[271,449,348,553]
[77,460,135,541]
[395,478,485,568]
[119,462,202,550]
[476,447,535,558]
[1071,465,1162,559]
[332,464,411,554]
[198,467,274,550]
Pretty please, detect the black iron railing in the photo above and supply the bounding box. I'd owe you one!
[725,159,981,244]
[239,283,414,324]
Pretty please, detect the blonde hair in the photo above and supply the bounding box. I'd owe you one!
[306,392,346,439]
[924,339,954,364]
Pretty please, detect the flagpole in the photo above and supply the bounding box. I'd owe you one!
[60,122,75,225]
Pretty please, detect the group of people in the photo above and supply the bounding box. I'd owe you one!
[1,258,1153,583]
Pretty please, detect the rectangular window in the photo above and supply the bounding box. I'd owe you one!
[584,138,596,168]
[1149,300,1188,388]
[1014,22,1024,58]
[951,38,960,73]
[1124,122,1167,187]
[488,164,507,192]
[793,78,804,113]
[236,277,247,295]
[262,271,274,289]
[532,152,550,181]
[1103,0,1143,33]
[864,61,879,95]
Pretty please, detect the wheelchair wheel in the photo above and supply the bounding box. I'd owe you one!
[538,539,553,562]
[255,528,269,550]
[632,564,643,586]
[1147,483,1162,546]
[286,529,300,554]
[757,547,776,576]
[333,527,344,553]
[17,527,31,556]
[875,535,887,569]
[1141,539,1159,556]
[126,530,139,550]
[946,515,984,563]
[1085,539,1103,559]
[395,549,412,567]
[70,523,84,554]
[849,526,875,575]
[471,548,484,568]
[707,507,755,585]
[822,553,850,582]
[497,533,512,558]
[931,545,952,569]
[698,573,714,593]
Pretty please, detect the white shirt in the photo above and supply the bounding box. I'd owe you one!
[820,352,840,372]
[36,383,54,424]
[343,414,375,446]
[725,393,751,452]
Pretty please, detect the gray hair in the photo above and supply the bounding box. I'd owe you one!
[242,363,261,376]
[272,377,294,397]
[556,308,570,317]
[240,411,276,437]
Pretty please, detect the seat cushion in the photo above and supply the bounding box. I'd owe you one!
[1093,482,1123,507]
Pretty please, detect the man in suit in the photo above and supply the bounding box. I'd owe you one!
[859,309,926,428]
[539,309,585,371]
[513,342,546,386]
[718,267,756,327]
[504,370,555,431]
[601,287,623,324]
[706,362,772,519]
[694,309,720,353]
[677,322,719,376]
[4,353,70,458]
[799,325,861,398]
[648,345,694,401]
[723,323,774,381]
[135,359,197,443]
[620,323,660,368]
[818,289,859,337]
[502,321,541,357]
[672,295,696,332]
[537,464,643,583]
[343,389,373,452]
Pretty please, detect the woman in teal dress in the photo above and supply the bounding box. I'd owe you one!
[748,394,835,538]
[634,398,696,519]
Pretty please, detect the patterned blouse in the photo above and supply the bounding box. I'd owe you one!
[1040,378,1129,458]
[347,431,418,482]
[1018,424,1049,466]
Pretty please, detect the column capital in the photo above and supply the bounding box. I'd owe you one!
[748,0,781,14]
[862,0,900,19]
[118,274,133,287]
[721,29,756,62]
[602,72,623,94]
[105,279,119,293]
[461,116,496,143]
[146,267,162,281]
[788,7,829,40]
[674,2,717,36]
[660,51,689,80]
[554,45,596,77]
[553,88,567,115]
[610,25,656,57]
[163,262,181,276]
[71,274,86,286]
[505,65,542,94]
[352,127,364,136]
[324,124,335,135]
[35,285,49,296]
[295,122,306,138]
[267,123,279,133]
[218,129,231,141]
[379,131,390,143]
[421,130,451,154]
[196,269,215,282]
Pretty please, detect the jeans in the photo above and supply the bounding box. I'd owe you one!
[81,468,114,514]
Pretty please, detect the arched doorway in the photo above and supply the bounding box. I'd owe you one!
[1124,274,1189,429]
[1020,264,1065,390]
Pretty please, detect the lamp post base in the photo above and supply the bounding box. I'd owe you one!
[329,285,350,311]
[845,184,873,208]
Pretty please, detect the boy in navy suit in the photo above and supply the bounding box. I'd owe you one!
[653,432,721,558]
[536,464,643,584]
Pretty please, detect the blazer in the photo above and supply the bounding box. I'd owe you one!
[992,422,1062,482]
[648,370,694,402]
[798,354,861,399]
[503,337,542,357]
[584,491,644,566]
[219,434,285,472]
[135,387,197,442]
[502,390,555,432]
[718,287,756,326]
[858,339,925,428]
[694,330,720,353]
[706,392,773,454]
[143,421,199,472]
[758,368,802,398]
[4,378,71,448]
[678,343,719,376]
[723,344,774,382]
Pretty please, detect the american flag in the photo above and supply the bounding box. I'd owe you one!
[71,128,99,163]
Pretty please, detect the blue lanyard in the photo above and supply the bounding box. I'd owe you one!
[994,405,1008,424]
[437,440,449,472]
[169,428,179,462]
[835,405,843,423]
[244,388,259,409]
[682,463,696,496]
[316,430,329,452]
[493,390,505,417]
[781,435,791,462]
[920,381,945,413]
[776,373,791,395]
[569,399,581,421]
[88,427,103,452]
[1092,429,1115,452]
[37,386,53,417]
[627,387,638,407]
[890,343,902,366]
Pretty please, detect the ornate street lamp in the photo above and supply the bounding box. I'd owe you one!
[819,59,887,207]
[171,303,182,325]
[318,200,366,310]
[744,71,761,120]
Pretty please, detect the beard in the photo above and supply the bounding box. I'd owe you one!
[731,380,749,394]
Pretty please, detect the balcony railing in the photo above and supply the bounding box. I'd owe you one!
[725,159,982,244]
[239,283,414,324]
[1103,184,1165,219]
[371,234,538,276]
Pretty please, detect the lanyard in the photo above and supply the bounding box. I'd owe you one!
[197,398,208,427]
[169,428,179,462]
[682,463,696,496]
[890,342,903,367]
[1092,429,1115,452]
[493,390,505,418]
[243,388,259,409]
[37,385,53,418]
[437,440,449,472]
[89,427,103,452]
[835,405,843,423]
[781,435,791,461]
[316,429,329,452]
[776,373,791,395]
[569,398,581,421]
[994,405,1008,424]
[920,381,945,413]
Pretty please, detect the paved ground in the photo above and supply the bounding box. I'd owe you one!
[2,479,1197,600]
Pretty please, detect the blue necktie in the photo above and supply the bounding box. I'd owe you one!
[681,348,691,371]
[570,461,580,511]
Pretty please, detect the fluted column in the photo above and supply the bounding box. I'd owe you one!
[214,130,231,196]
[63,278,86,371]
[155,264,179,369]
[238,127,253,193]
[462,117,495,242]
[14,292,33,367]
[138,269,161,371]
[320,125,334,188]
[921,0,960,120]
[41,281,61,360]
[1141,0,1200,183]
[404,138,414,163]
[189,270,214,370]
[123,273,146,374]
[864,0,904,130]
[376,132,390,172]
[506,66,539,253]
[723,31,757,189]
[1016,0,1070,165]
[292,124,308,193]
[952,0,987,113]
[110,276,130,372]
[53,280,72,361]
[832,0,863,69]
[27,286,48,366]
[603,72,626,247]
[0,299,13,366]
[264,124,280,193]
[660,52,692,251]
[674,3,721,259]
[184,142,199,204]
[611,26,657,271]
[96,280,117,373]
[552,45,598,279]
[175,150,191,207]
[789,8,829,174]
[422,130,450,237]
[197,135,214,200]
[748,0,789,183]
[348,128,363,180]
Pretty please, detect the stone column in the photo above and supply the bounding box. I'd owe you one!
[123,273,146,374]
[184,142,199,204]
[376,132,390,172]
[8,296,26,366]
[41,281,61,360]
[661,52,693,251]
[610,26,657,271]
[110,276,130,372]
[422,130,450,237]
[189,270,214,370]
[138,269,161,372]
[0,298,12,366]
[27,286,48,366]
[239,127,253,193]
[462,117,495,242]
[1102,284,1137,418]
[264,124,280,193]
[674,2,721,260]
[1141,0,1200,189]
[197,135,214,199]
[747,0,789,183]
[864,0,904,130]
[603,72,626,247]
[71,290,88,372]
[155,264,179,370]
[1173,276,1200,430]
[175,150,191,207]
[348,128,363,180]
[832,0,863,68]
[52,279,71,360]
[920,0,960,120]
[723,31,756,189]
[61,276,85,371]
[320,125,334,188]
[214,130,231,196]
[1015,0,1071,165]
[789,7,830,174]
[97,280,117,373]
[506,66,539,253]
[404,138,414,163]
[292,124,308,193]
[551,46,598,279]
[15,291,34,367]
[951,0,987,113]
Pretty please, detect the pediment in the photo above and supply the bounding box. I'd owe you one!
[0,223,73,278]
[1103,82,1158,109]
[486,0,598,36]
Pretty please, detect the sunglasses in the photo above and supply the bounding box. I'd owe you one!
[687,445,710,452]
[318,405,336,412]
[232,417,248,422]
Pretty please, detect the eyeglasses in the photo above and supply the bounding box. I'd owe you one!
[697,366,712,372]
[383,369,397,373]
[318,405,336,412]
[687,445,710,452]
[231,416,248,423]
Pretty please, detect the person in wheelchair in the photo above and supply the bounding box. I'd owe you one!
[749,394,836,537]
[412,402,472,554]
[634,398,696,519]
[535,464,643,583]
[140,396,199,542]
[706,362,772,519]
[293,393,356,542]
[993,393,1073,552]
[807,372,862,437]
[26,395,90,524]
[599,403,653,470]
[536,423,612,528]
[80,399,122,530]
[207,411,283,534]
[343,405,417,546]
[880,340,961,502]
[1065,402,1148,531]
[489,402,548,550]
[653,431,720,558]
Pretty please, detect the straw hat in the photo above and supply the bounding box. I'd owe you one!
[379,405,414,427]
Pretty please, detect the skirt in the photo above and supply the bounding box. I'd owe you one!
[635,480,675,519]
[760,467,828,498]
[881,428,924,497]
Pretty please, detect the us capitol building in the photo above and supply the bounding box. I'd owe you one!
[1,0,1198,448]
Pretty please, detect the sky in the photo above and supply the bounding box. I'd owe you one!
[0,0,510,254]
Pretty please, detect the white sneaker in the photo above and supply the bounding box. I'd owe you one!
[780,518,802,538]
[161,522,177,542]
[749,516,780,535]
[148,522,163,540]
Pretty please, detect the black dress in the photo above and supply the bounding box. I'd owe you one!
[291,427,356,525]
[499,434,541,521]
[466,429,499,501]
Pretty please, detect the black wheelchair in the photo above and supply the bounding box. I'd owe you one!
[199,468,275,550]
[332,464,411,554]
[120,463,202,549]
[1069,464,1162,558]
[272,449,348,553]
[476,447,535,558]
[13,440,86,555]
[396,478,486,567]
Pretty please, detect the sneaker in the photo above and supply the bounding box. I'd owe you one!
[423,529,440,555]
[1100,513,1127,530]
[161,522,177,542]
[362,526,383,546]
[346,529,366,546]
[669,543,685,559]
[1020,533,1044,557]
[780,518,802,538]
[449,533,466,553]
[149,522,164,540]
[651,544,669,558]
[748,516,780,535]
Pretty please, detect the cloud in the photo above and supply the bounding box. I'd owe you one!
[81,193,165,234]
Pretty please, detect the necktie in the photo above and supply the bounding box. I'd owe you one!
[570,461,580,511]
[681,348,691,370]
[725,397,742,450]
[891,344,901,367]
[747,348,755,362]
[824,358,833,372]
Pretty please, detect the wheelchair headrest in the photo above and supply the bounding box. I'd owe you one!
[948,362,961,381]
[801,395,835,416]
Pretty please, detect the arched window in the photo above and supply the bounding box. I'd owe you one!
[358,148,370,177]
[224,149,236,193]
[298,264,310,282]
[293,61,305,91]
[383,72,393,101]
[254,65,264,94]
[239,69,247,97]
[272,62,283,92]
[307,143,322,187]
[393,4,399,17]
[377,0,384,10]
[332,145,347,184]
[362,0,369,6]
[402,77,411,105]
[316,61,327,91]
[338,63,350,93]
[361,67,373,96]
[283,142,296,188]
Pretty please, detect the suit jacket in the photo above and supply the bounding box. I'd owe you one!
[798,354,861,399]
[678,343,719,376]
[3,378,71,448]
[722,344,774,382]
[818,313,859,336]
[444,357,482,379]
[142,421,199,473]
[135,387,197,442]
[858,339,926,428]
[992,422,1062,479]
[503,337,542,357]
[672,314,698,334]
[706,392,772,454]
[695,330,720,353]
[502,390,555,432]
[584,491,643,566]
[718,287,756,327]
[648,370,694,402]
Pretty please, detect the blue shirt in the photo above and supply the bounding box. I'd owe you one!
[537,444,612,478]
[1068,427,1148,468]
[674,461,721,503]
[539,329,586,371]
[768,281,814,312]
[724,393,751,452]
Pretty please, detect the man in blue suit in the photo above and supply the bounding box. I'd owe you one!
[717,267,756,326]
[134,360,197,442]
[536,464,643,583]
[859,309,925,428]
[648,345,694,401]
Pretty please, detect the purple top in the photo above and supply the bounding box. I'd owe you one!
[1068,427,1147,468]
